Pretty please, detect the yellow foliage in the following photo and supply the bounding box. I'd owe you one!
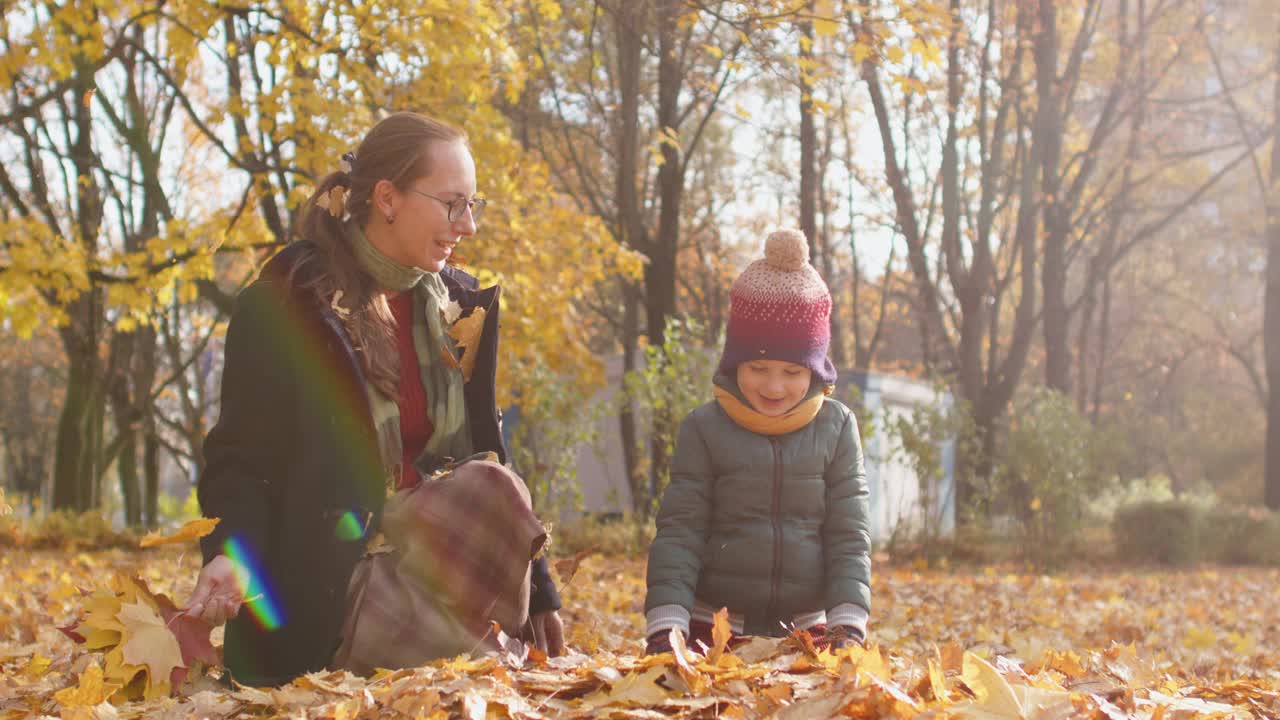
[52,662,120,708]
[137,518,220,549]
[3,551,1280,716]
[0,0,641,406]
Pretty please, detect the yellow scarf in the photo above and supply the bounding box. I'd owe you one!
[713,384,833,436]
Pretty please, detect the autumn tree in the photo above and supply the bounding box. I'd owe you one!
[0,0,635,517]
[840,0,1258,512]
[507,0,748,513]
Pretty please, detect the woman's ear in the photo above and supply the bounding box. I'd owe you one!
[371,179,399,222]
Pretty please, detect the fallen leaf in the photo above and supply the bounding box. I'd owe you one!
[579,666,670,709]
[117,600,185,699]
[959,651,1023,718]
[707,607,732,664]
[22,653,52,678]
[446,307,486,382]
[139,519,220,549]
[54,663,120,708]
[553,547,596,588]
[668,627,707,693]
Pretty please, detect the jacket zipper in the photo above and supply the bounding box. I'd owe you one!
[768,437,783,622]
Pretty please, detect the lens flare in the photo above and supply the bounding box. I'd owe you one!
[335,510,368,541]
[222,535,284,632]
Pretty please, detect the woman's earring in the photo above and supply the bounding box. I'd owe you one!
[385,213,395,225]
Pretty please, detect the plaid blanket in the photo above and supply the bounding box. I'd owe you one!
[332,458,547,674]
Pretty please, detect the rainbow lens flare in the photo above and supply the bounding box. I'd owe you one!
[335,510,368,542]
[222,535,284,632]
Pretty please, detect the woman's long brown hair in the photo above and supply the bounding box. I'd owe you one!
[294,112,466,398]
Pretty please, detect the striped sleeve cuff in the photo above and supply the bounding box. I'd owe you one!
[827,603,869,638]
[645,604,691,637]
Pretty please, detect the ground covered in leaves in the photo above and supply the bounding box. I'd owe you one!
[2,547,1278,718]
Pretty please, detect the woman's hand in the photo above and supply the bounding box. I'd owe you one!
[184,555,245,626]
[528,610,566,657]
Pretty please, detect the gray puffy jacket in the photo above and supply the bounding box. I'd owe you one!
[644,391,871,636]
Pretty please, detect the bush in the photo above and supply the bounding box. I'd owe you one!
[981,388,1115,570]
[508,360,609,518]
[619,317,717,517]
[1111,501,1280,567]
[1197,506,1280,566]
[550,512,655,557]
[1112,500,1200,566]
[0,510,139,550]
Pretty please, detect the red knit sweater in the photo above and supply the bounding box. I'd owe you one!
[389,291,432,488]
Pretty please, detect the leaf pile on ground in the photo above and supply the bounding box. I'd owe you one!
[2,548,1278,718]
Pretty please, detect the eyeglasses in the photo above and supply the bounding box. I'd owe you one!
[407,189,487,224]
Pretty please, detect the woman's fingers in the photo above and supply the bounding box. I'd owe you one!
[220,595,243,622]
[544,612,566,657]
[531,614,548,651]
[185,555,244,626]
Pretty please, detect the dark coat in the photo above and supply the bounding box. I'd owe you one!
[198,242,560,687]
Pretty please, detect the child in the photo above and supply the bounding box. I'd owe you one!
[644,229,871,654]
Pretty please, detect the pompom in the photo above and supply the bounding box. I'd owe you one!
[763,229,810,271]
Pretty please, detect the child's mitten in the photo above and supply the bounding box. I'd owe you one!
[645,630,681,655]
[825,624,865,650]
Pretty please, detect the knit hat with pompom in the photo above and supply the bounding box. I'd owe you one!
[718,229,836,384]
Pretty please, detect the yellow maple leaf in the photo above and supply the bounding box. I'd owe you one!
[959,652,1022,718]
[53,662,121,707]
[846,643,892,681]
[50,578,81,602]
[926,657,949,702]
[1047,649,1086,677]
[138,517,220,548]
[22,653,52,679]
[1182,625,1216,651]
[447,306,486,382]
[812,0,839,37]
[1226,631,1254,655]
[669,628,707,693]
[77,587,127,649]
[117,599,184,699]
[707,607,732,663]
[579,666,670,709]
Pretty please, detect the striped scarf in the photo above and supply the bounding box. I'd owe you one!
[348,225,471,483]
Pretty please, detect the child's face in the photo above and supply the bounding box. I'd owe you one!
[736,360,812,416]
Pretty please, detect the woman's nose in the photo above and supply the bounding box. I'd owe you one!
[454,206,477,236]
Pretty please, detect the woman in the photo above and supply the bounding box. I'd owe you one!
[184,112,565,686]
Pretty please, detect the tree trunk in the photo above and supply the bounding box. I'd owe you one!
[109,331,141,525]
[620,283,646,515]
[52,61,107,513]
[1264,18,1280,510]
[798,17,818,260]
[643,0,685,510]
[137,326,160,527]
[613,2,648,515]
[116,428,140,525]
[1091,271,1113,424]
[52,339,96,511]
[1035,0,1070,394]
[647,0,683,348]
